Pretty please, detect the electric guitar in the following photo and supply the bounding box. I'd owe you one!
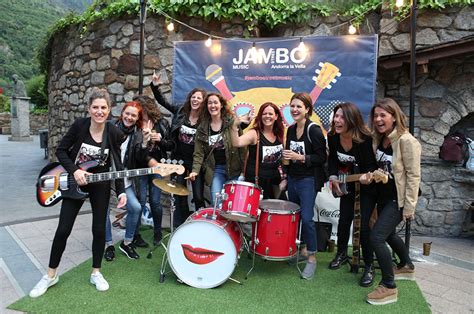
[36,160,185,207]
[331,169,389,198]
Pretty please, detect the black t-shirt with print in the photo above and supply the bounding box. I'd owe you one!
[335,140,357,193]
[246,132,283,180]
[209,128,226,165]
[376,140,397,204]
[74,132,110,173]
[176,119,198,167]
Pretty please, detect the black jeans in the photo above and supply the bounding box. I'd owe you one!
[370,200,412,288]
[49,182,110,269]
[173,166,205,229]
[336,190,376,265]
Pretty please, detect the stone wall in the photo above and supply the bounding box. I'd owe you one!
[0,112,47,134]
[378,53,474,236]
[379,6,474,56]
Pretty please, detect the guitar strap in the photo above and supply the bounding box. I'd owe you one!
[99,122,108,164]
[255,131,260,186]
[351,142,362,273]
[351,181,361,273]
[241,131,260,186]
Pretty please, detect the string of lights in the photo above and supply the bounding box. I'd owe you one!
[150,1,407,47]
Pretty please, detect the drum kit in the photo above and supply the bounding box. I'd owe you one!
[152,179,303,289]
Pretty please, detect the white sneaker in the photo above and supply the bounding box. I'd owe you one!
[29,274,59,298]
[90,272,109,291]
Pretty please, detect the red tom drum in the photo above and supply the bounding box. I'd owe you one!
[221,181,262,223]
[251,200,301,261]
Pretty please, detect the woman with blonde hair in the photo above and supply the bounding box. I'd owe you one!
[366,98,421,305]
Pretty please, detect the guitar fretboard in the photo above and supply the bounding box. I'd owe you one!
[85,168,154,183]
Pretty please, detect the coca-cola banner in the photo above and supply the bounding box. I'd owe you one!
[172,35,378,131]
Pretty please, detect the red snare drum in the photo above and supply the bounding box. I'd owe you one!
[221,181,262,223]
[251,200,301,261]
[167,208,243,289]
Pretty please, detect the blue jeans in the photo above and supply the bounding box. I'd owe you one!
[139,175,162,238]
[105,186,143,243]
[370,200,412,288]
[288,176,317,254]
[210,164,227,207]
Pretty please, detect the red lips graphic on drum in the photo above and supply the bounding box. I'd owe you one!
[181,244,224,264]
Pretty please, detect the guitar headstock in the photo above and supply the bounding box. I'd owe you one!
[313,62,341,90]
[152,159,185,176]
[372,169,389,184]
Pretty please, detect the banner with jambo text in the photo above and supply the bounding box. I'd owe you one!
[172,35,378,131]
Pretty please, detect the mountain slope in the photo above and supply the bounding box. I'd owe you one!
[0,0,92,93]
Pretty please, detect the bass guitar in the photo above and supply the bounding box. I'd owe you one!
[36,160,185,207]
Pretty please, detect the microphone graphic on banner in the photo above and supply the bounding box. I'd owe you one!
[205,64,234,101]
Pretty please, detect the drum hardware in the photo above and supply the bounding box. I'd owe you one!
[149,190,177,261]
[246,200,303,279]
[294,235,303,276]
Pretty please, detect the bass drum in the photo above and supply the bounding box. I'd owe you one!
[167,208,242,289]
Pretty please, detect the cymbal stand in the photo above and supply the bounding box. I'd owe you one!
[158,192,176,283]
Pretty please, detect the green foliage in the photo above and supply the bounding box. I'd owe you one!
[26,75,48,110]
[150,0,332,28]
[0,94,10,112]
[0,0,92,94]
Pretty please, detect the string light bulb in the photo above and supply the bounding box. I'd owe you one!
[167,21,175,32]
[298,37,306,50]
[205,37,212,47]
[348,24,357,35]
[395,0,404,8]
[251,42,258,63]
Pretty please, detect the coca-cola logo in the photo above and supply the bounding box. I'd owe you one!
[319,209,340,218]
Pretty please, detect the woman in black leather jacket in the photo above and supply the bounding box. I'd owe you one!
[150,73,207,228]
[133,95,174,245]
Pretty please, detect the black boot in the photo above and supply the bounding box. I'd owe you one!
[359,264,375,287]
[329,251,349,269]
[132,233,149,248]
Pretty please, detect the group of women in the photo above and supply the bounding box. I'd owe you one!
[29,74,421,306]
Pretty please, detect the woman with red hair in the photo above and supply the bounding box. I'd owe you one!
[104,101,160,261]
[230,102,287,199]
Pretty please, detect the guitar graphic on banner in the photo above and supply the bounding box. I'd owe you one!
[36,160,185,207]
[309,62,342,106]
[279,62,342,127]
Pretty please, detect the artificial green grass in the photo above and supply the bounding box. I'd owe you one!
[10,229,430,313]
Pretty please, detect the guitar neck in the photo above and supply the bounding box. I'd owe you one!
[85,167,154,183]
[339,173,364,184]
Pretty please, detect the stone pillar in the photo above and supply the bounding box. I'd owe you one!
[8,96,33,142]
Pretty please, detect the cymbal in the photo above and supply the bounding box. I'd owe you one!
[152,179,189,196]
